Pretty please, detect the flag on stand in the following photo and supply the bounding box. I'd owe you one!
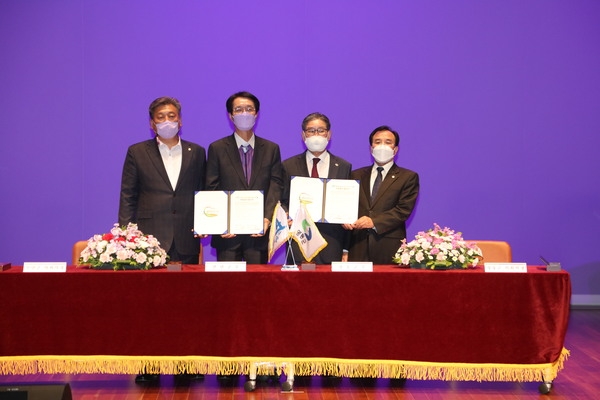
[291,203,328,262]
[268,202,290,262]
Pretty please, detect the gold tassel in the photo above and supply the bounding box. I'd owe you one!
[0,348,569,383]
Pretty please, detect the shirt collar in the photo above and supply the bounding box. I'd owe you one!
[234,132,255,149]
[156,136,182,149]
[306,150,330,163]
[372,160,394,174]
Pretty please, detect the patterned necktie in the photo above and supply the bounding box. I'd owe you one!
[371,166,384,200]
[311,158,320,178]
[240,145,253,184]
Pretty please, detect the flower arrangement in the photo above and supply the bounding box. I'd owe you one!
[393,223,482,269]
[78,223,168,270]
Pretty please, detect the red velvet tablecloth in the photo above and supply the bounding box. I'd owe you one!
[0,265,570,367]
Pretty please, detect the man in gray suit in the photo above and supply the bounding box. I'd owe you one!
[343,126,419,265]
[206,91,283,264]
[119,96,206,265]
[282,112,352,264]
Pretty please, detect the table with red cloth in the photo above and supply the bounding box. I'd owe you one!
[0,265,570,383]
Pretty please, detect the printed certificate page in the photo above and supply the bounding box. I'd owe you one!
[323,179,359,224]
[289,176,324,222]
[194,191,229,234]
[229,190,264,234]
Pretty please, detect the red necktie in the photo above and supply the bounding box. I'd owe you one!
[311,158,320,178]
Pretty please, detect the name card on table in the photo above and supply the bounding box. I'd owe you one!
[205,261,246,272]
[484,262,527,273]
[23,262,67,273]
[331,262,373,272]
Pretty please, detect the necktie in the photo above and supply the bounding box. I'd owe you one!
[371,166,384,200]
[311,158,320,178]
[240,145,253,184]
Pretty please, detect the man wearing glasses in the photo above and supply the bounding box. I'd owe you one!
[205,91,283,263]
[282,112,352,264]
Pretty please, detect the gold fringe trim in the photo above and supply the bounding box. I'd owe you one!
[1,348,569,382]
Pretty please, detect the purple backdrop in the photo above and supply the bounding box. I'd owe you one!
[1,1,599,306]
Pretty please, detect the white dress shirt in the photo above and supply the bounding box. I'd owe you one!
[157,137,182,190]
[306,151,330,178]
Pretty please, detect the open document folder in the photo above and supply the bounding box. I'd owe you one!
[289,176,359,224]
[194,190,264,235]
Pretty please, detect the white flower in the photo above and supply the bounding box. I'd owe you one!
[401,253,411,265]
[134,252,148,264]
[415,251,425,263]
[116,249,130,261]
[96,241,107,252]
[152,255,162,266]
[99,252,112,263]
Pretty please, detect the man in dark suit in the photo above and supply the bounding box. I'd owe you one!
[282,112,352,264]
[343,126,419,265]
[119,96,206,265]
[206,91,283,264]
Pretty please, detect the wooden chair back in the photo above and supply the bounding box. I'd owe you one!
[469,240,512,263]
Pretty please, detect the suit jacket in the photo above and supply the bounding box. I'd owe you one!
[348,163,419,265]
[206,134,283,252]
[118,138,206,256]
[282,151,352,264]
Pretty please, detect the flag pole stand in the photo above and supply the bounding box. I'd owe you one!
[281,238,299,270]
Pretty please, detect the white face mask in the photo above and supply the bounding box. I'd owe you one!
[155,120,180,139]
[304,135,329,153]
[371,145,395,164]
[232,113,256,131]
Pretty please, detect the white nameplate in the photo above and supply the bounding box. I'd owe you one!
[484,262,528,273]
[205,261,246,272]
[331,262,373,272]
[281,265,299,271]
[23,262,67,273]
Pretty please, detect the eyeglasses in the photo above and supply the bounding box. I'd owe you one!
[232,106,256,114]
[304,128,329,136]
